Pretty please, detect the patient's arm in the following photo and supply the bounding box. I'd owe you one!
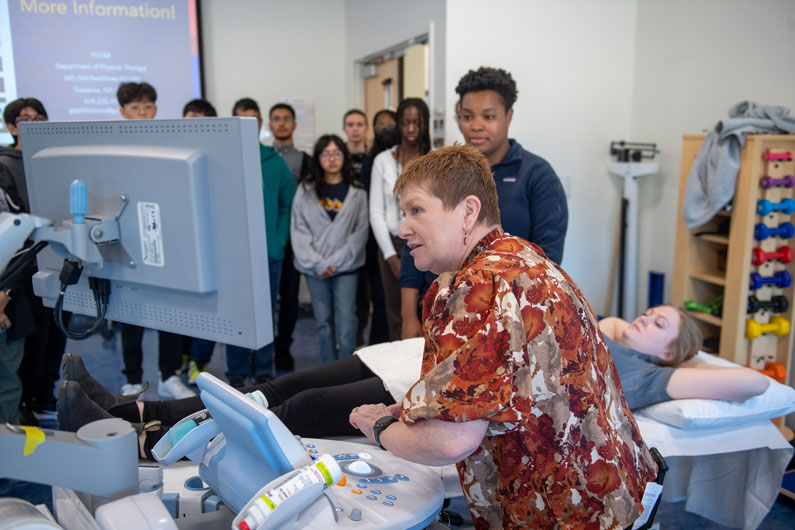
[666,364,770,402]
[597,317,625,339]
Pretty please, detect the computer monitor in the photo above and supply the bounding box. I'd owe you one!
[19,118,273,349]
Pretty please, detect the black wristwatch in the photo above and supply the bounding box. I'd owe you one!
[372,415,398,450]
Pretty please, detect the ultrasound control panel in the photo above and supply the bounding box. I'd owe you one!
[300,438,445,529]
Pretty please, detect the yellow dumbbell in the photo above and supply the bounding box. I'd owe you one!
[745,316,790,340]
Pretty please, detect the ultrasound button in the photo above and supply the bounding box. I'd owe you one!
[349,508,362,521]
[371,489,381,495]
[348,461,372,474]
[366,495,377,500]
[383,501,394,506]
[394,474,409,481]
[386,495,396,501]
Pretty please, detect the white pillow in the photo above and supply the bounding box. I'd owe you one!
[636,351,795,429]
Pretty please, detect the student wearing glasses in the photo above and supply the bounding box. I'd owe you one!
[290,134,369,365]
[0,98,48,213]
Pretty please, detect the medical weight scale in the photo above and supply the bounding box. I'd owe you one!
[608,141,659,320]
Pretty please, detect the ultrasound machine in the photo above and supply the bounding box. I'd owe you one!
[0,118,446,529]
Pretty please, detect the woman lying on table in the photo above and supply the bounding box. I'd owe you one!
[57,302,767,443]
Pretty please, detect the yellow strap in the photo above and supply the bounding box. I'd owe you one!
[19,426,46,456]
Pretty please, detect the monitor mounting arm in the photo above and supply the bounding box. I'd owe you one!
[0,180,133,275]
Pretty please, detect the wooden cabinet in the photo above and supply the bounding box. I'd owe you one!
[672,134,795,383]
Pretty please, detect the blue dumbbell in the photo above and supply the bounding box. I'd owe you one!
[757,198,795,216]
[749,270,792,290]
[754,221,795,241]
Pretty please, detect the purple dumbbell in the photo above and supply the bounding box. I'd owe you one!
[755,221,795,241]
[749,270,792,290]
[760,175,795,188]
[757,198,795,216]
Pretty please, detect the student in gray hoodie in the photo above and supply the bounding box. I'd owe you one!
[291,134,369,364]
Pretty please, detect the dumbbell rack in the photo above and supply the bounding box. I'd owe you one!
[672,135,795,401]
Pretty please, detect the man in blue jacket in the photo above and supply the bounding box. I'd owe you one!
[399,67,568,337]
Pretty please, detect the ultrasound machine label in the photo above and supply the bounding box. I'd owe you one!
[138,202,165,267]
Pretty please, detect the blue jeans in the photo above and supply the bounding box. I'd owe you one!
[226,258,282,380]
[305,271,358,365]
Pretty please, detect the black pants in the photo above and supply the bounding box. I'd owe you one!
[364,230,389,345]
[18,302,67,408]
[275,241,300,355]
[145,355,394,437]
[122,324,190,383]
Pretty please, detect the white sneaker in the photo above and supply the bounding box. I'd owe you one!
[159,375,197,400]
[120,383,145,397]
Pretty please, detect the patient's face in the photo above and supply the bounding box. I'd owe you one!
[621,305,681,360]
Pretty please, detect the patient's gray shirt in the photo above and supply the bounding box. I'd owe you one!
[605,336,675,410]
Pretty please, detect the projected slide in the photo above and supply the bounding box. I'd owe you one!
[0,0,201,144]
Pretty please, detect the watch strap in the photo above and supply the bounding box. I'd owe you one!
[373,415,398,450]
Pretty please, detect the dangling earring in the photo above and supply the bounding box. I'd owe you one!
[463,229,468,247]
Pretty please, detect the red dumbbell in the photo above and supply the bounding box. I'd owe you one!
[764,151,793,161]
[752,245,794,266]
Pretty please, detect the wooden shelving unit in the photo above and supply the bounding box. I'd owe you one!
[672,134,795,383]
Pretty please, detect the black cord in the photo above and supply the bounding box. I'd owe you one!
[53,260,111,340]
[0,241,48,290]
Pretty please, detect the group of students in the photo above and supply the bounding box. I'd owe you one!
[0,66,572,425]
[173,66,570,389]
[279,66,570,372]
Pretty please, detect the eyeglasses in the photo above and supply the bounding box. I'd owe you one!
[319,151,343,159]
[15,115,46,124]
[270,116,294,124]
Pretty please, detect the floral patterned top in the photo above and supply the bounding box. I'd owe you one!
[401,229,657,529]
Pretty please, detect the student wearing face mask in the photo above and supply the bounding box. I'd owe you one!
[359,110,399,190]
[358,110,398,344]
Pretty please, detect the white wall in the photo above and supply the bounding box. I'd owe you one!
[445,0,638,310]
[631,0,795,312]
[200,0,347,144]
[345,0,446,118]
